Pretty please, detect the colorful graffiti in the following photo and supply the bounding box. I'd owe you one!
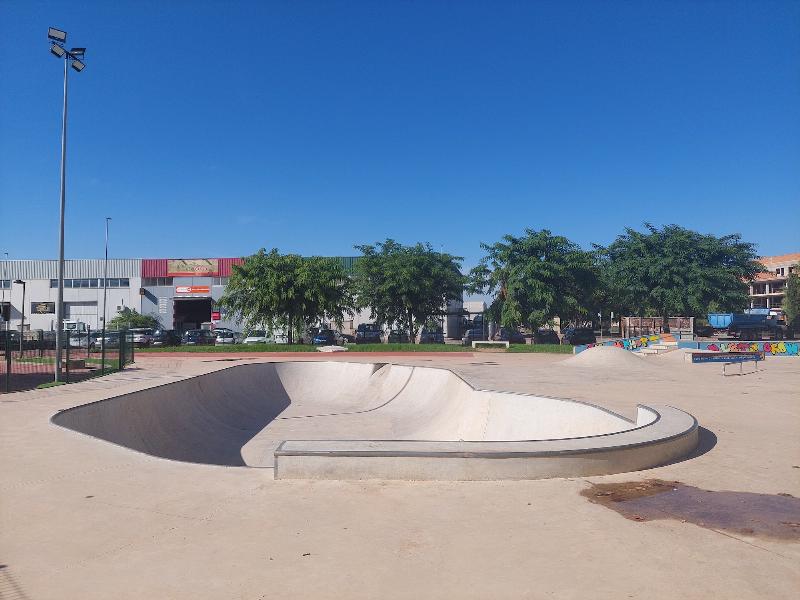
[579,334,663,353]
[703,341,798,356]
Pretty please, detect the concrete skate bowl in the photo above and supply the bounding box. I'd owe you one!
[51,361,699,481]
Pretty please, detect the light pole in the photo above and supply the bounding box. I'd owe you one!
[48,27,86,381]
[101,217,111,374]
[13,280,26,352]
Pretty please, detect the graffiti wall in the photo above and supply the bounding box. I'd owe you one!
[682,341,799,356]
[574,334,667,354]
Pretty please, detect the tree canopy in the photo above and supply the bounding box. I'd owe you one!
[352,239,465,343]
[597,223,762,328]
[783,267,800,328]
[108,308,161,330]
[469,229,597,329]
[218,249,354,344]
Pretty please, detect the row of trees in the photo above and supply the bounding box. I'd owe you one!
[471,224,763,333]
[218,224,769,342]
[219,242,465,343]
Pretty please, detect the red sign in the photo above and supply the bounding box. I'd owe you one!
[175,286,211,294]
[211,311,221,321]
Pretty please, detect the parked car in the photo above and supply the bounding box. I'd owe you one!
[533,328,561,345]
[96,331,121,349]
[68,332,97,349]
[493,328,526,344]
[243,330,270,344]
[151,329,181,347]
[562,327,597,345]
[182,329,216,346]
[387,329,410,343]
[312,329,339,346]
[356,323,382,344]
[130,328,155,347]
[214,330,237,345]
[336,331,355,344]
[419,328,445,344]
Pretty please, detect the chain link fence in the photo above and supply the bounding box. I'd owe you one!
[1,328,134,394]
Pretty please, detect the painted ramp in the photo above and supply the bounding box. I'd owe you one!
[52,361,698,480]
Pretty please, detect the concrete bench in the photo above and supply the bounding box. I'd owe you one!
[472,340,510,349]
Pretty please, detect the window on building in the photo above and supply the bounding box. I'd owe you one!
[212,277,229,286]
[48,278,131,289]
[143,277,172,287]
[0,280,10,289]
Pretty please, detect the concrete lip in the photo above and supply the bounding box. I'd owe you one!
[51,360,699,481]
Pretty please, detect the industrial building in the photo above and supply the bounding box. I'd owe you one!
[1,256,463,338]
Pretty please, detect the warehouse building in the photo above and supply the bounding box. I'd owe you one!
[2,256,464,338]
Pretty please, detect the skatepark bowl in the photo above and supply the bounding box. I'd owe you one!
[51,361,699,480]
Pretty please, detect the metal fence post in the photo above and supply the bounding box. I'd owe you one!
[65,330,70,383]
[118,329,125,371]
[4,329,10,393]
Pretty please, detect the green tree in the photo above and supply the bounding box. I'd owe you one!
[108,308,162,330]
[598,224,762,331]
[218,249,354,344]
[469,229,597,329]
[783,267,800,329]
[353,240,466,343]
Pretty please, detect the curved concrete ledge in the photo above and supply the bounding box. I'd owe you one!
[274,405,698,480]
[50,361,699,480]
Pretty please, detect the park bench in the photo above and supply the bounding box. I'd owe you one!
[688,351,764,376]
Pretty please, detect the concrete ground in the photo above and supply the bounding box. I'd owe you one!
[1,350,798,599]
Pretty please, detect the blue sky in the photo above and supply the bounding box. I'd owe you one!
[1,0,798,270]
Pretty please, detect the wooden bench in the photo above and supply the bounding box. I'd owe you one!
[472,340,510,349]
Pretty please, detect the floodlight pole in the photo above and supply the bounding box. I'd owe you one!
[54,56,69,381]
[101,217,111,375]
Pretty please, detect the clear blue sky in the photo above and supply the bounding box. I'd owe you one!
[1,0,798,269]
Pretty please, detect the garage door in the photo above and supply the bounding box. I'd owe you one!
[65,301,98,326]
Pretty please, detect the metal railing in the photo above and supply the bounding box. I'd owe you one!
[1,328,134,393]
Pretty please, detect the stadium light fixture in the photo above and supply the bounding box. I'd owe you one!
[48,27,67,43]
[47,27,88,382]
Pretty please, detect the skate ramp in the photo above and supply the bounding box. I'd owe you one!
[52,361,699,480]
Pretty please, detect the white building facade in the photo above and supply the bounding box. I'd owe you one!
[1,259,142,332]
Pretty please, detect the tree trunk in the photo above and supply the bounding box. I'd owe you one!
[287,311,294,345]
[408,309,415,344]
[662,312,670,334]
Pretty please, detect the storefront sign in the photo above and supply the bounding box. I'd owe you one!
[32,302,56,314]
[175,286,211,295]
[167,258,218,276]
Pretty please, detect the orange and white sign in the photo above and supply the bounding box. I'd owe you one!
[175,286,211,294]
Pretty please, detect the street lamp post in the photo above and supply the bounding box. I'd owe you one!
[101,217,111,375]
[13,280,26,352]
[48,27,86,381]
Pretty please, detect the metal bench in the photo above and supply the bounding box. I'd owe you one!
[689,351,764,375]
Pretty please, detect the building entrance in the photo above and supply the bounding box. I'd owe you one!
[174,298,213,332]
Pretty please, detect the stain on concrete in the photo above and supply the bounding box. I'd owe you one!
[582,479,800,541]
